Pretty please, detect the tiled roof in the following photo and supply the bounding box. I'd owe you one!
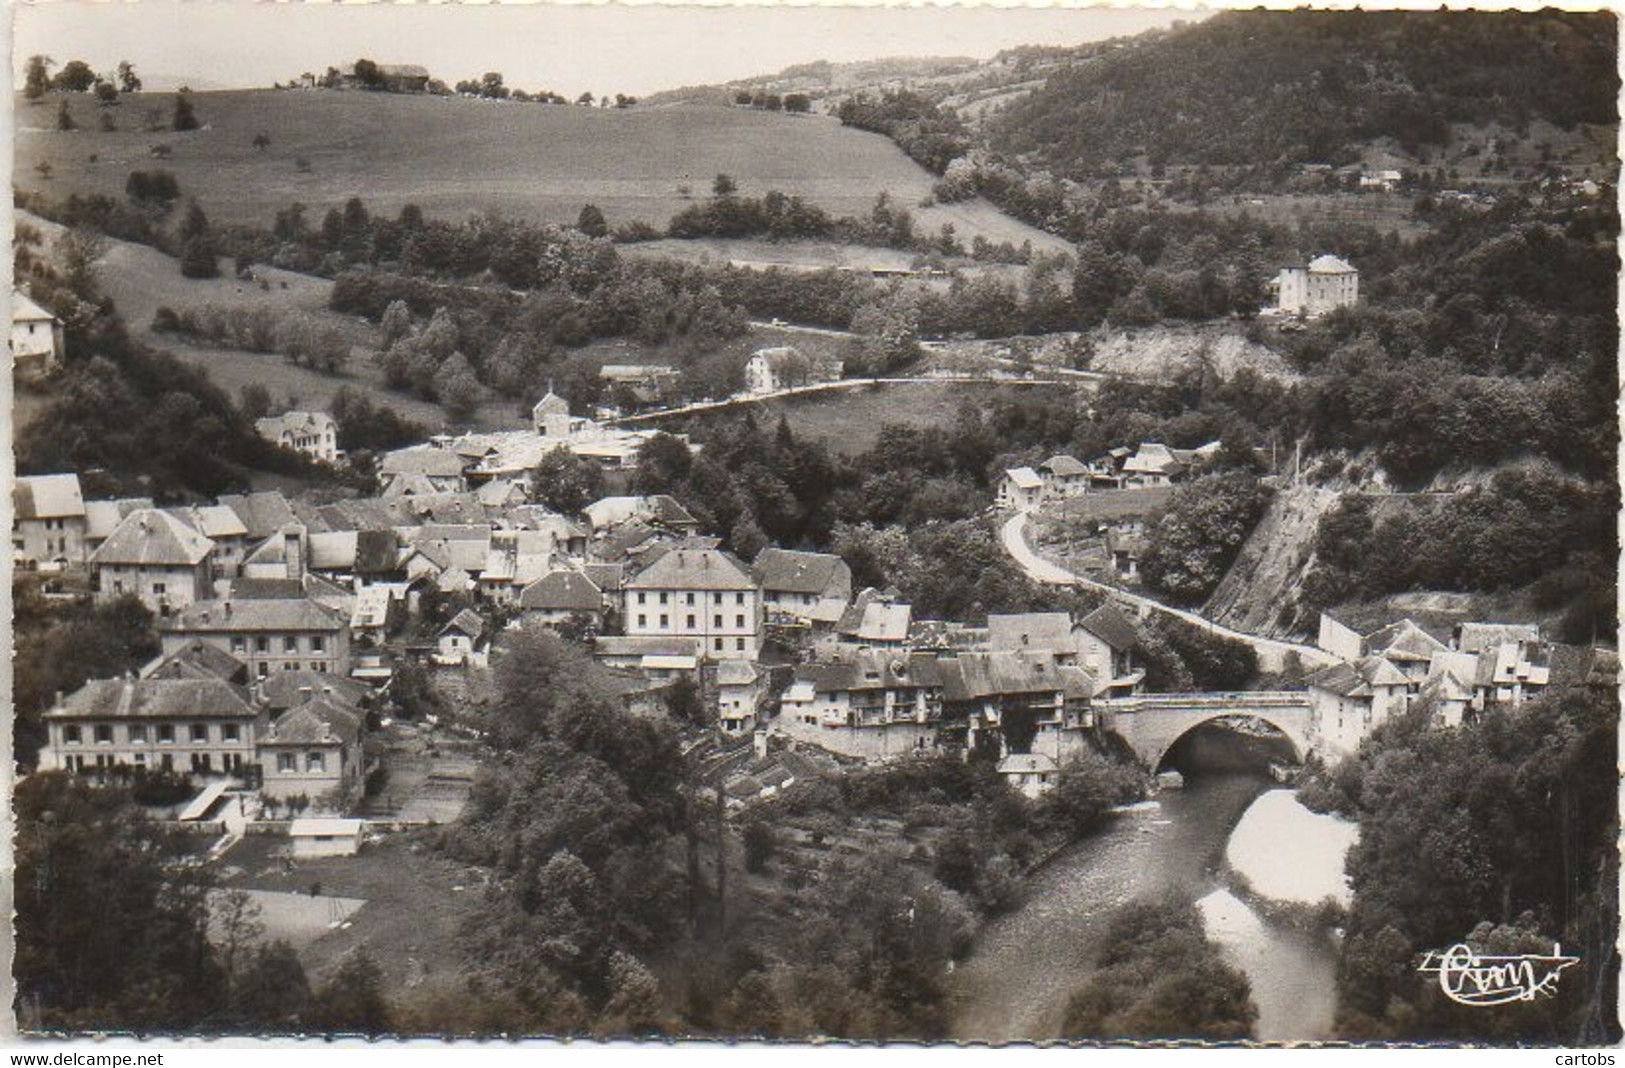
[217,492,299,541]
[261,670,371,711]
[998,753,1058,775]
[1078,604,1141,652]
[164,596,346,633]
[84,498,154,541]
[1308,254,1357,274]
[14,474,84,520]
[593,635,703,658]
[753,548,851,596]
[987,612,1074,653]
[46,678,256,720]
[626,548,755,591]
[90,509,214,567]
[440,608,485,638]
[1040,455,1089,478]
[1005,466,1043,490]
[168,504,249,540]
[797,651,945,694]
[519,569,603,612]
[145,640,250,684]
[380,447,468,478]
[262,696,361,748]
[1454,622,1541,656]
[940,652,1096,702]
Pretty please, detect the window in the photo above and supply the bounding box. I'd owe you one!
[659,614,669,629]
[714,593,724,605]
[152,582,166,595]
[306,752,326,772]
[158,724,175,743]
[311,635,325,653]
[637,614,647,628]
[256,636,270,653]
[94,725,113,744]
[714,638,724,652]
[223,724,240,742]
[686,593,695,606]
[735,615,745,629]
[736,592,746,605]
[737,638,746,652]
[658,592,668,605]
[64,725,82,744]
[277,753,297,773]
[637,592,646,605]
[686,614,696,629]
[284,636,299,653]
[314,661,327,673]
[230,636,246,654]
[257,663,269,679]
[285,662,300,671]
[713,615,722,629]
[190,724,209,743]
[129,724,147,742]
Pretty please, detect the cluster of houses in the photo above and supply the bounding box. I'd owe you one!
[998,441,1224,513]
[1304,613,1613,757]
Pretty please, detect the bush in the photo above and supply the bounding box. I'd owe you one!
[742,820,777,873]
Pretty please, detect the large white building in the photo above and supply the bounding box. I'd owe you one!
[622,547,762,660]
[11,289,63,380]
[1273,255,1359,317]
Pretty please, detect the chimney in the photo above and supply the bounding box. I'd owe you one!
[284,527,304,581]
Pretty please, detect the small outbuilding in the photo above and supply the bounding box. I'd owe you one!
[288,817,367,858]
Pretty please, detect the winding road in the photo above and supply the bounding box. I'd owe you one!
[999,512,1335,672]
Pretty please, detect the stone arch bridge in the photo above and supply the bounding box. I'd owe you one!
[1096,692,1313,769]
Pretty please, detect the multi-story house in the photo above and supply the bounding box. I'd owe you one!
[160,596,351,679]
[254,410,341,464]
[39,677,263,777]
[88,509,216,617]
[13,473,87,568]
[752,547,852,627]
[11,289,63,381]
[622,547,762,660]
[1272,255,1359,317]
[257,691,366,808]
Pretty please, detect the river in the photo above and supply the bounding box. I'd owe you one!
[949,737,1351,1043]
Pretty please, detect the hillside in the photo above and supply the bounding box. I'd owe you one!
[989,9,1618,179]
[15,90,1060,251]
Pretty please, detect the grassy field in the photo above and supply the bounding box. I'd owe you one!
[17,90,1066,253]
[671,379,1039,456]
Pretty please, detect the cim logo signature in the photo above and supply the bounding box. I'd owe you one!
[1418,943,1580,1006]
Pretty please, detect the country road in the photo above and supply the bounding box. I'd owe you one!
[999,512,1336,672]
[605,374,1066,426]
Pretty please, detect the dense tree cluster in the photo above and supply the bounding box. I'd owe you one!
[835,89,972,175]
[1139,470,1272,605]
[153,303,352,375]
[1061,897,1257,1040]
[1304,689,1619,1043]
[991,11,1618,179]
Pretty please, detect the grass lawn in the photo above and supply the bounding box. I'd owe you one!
[17,91,1065,254]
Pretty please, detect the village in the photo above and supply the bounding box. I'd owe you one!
[14,299,1608,851]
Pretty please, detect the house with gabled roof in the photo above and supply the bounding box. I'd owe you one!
[378,447,469,496]
[753,547,852,627]
[11,288,63,380]
[835,589,913,648]
[1307,654,1415,756]
[1038,455,1090,499]
[142,639,252,685]
[255,410,340,464]
[89,508,216,616]
[258,692,366,807]
[1272,254,1358,317]
[623,547,762,660]
[168,504,252,578]
[996,466,1045,511]
[518,569,607,629]
[436,608,488,665]
[13,473,87,568]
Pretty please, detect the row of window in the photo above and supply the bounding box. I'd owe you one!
[229,634,329,655]
[634,613,750,630]
[64,752,252,774]
[256,661,331,677]
[62,721,245,744]
[274,751,331,773]
[635,591,749,607]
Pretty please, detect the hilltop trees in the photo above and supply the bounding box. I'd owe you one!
[24,55,54,102]
[172,91,199,131]
[52,59,96,93]
[116,60,142,93]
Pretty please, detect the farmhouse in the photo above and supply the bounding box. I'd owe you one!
[39,677,263,778]
[89,509,216,616]
[1038,455,1090,499]
[255,410,340,464]
[436,608,488,665]
[518,569,606,629]
[997,752,1059,799]
[342,62,431,93]
[11,289,63,380]
[13,473,87,569]
[623,547,762,661]
[1272,255,1359,317]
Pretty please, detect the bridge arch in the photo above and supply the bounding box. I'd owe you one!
[1098,693,1314,771]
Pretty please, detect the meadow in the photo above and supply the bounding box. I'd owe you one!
[17,89,1064,251]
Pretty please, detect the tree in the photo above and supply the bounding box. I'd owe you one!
[232,941,310,1029]
[56,100,76,131]
[172,92,199,131]
[238,382,274,421]
[531,448,606,514]
[309,948,391,1034]
[93,79,118,106]
[742,820,778,873]
[712,173,738,198]
[1139,471,1270,604]
[352,58,384,89]
[380,299,413,346]
[52,60,96,93]
[577,204,609,239]
[434,351,482,425]
[576,90,595,106]
[116,60,141,93]
[180,237,220,279]
[24,55,54,102]
[479,71,508,99]
[784,93,812,113]
[252,132,271,151]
